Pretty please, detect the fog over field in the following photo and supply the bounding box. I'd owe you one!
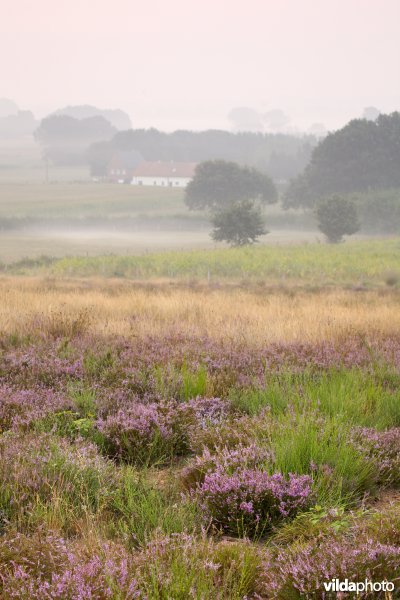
[1,0,400,258]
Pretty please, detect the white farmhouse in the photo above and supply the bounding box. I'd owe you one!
[131,161,197,187]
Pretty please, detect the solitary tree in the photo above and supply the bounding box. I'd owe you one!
[185,160,277,210]
[211,200,267,246]
[316,196,360,243]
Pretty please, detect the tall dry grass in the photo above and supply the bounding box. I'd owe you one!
[0,277,399,345]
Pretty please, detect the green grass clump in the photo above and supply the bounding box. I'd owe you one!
[264,412,378,505]
[231,368,400,428]
[110,467,199,547]
[139,534,260,600]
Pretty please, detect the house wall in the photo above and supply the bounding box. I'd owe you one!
[108,168,131,183]
[131,176,192,187]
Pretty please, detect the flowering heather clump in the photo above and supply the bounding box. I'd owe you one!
[97,397,232,464]
[257,536,400,597]
[187,396,232,427]
[0,385,73,433]
[0,534,142,599]
[193,470,313,537]
[351,427,400,487]
[1,344,83,388]
[0,530,69,584]
[182,443,272,489]
[0,432,117,530]
[97,401,188,464]
[188,411,262,454]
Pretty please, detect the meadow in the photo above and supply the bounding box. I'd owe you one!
[5,238,400,287]
[0,263,399,598]
[0,170,317,262]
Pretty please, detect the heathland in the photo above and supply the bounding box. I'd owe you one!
[0,239,399,597]
[1,152,399,599]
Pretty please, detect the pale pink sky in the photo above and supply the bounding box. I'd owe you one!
[1,0,399,131]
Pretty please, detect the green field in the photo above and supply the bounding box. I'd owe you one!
[5,238,400,286]
[0,181,188,219]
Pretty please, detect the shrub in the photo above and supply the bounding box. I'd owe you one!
[181,443,272,490]
[351,427,400,487]
[97,397,232,465]
[97,402,189,465]
[0,385,72,433]
[316,195,360,243]
[258,537,400,598]
[0,534,142,599]
[193,470,313,538]
[211,200,268,247]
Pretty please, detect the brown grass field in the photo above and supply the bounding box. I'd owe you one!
[1,276,399,345]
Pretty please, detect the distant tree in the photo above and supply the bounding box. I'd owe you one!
[86,140,114,176]
[34,115,117,165]
[363,106,380,121]
[316,196,360,243]
[53,105,132,130]
[211,200,268,246]
[284,112,400,208]
[228,107,264,132]
[263,109,291,132]
[0,98,19,118]
[356,190,400,234]
[0,110,37,138]
[185,160,278,210]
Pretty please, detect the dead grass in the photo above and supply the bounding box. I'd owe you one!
[1,277,399,345]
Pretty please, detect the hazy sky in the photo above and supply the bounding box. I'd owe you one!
[1,0,400,132]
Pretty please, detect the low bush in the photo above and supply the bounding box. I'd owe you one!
[0,533,142,599]
[258,536,400,598]
[351,427,400,487]
[192,470,313,538]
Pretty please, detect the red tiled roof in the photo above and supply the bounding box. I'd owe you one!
[132,161,197,178]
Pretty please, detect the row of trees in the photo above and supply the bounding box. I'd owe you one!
[34,115,316,179]
[185,161,359,245]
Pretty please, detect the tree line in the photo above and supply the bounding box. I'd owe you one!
[34,116,316,181]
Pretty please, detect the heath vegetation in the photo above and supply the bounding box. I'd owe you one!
[0,268,399,598]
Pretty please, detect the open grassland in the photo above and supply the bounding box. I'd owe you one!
[6,238,400,287]
[0,176,318,262]
[0,181,187,219]
[1,277,400,344]
[0,276,399,598]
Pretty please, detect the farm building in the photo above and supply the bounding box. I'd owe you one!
[131,161,197,187]
[107,150,143,183]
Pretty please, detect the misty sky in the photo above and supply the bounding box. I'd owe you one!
[1,0,400,132]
